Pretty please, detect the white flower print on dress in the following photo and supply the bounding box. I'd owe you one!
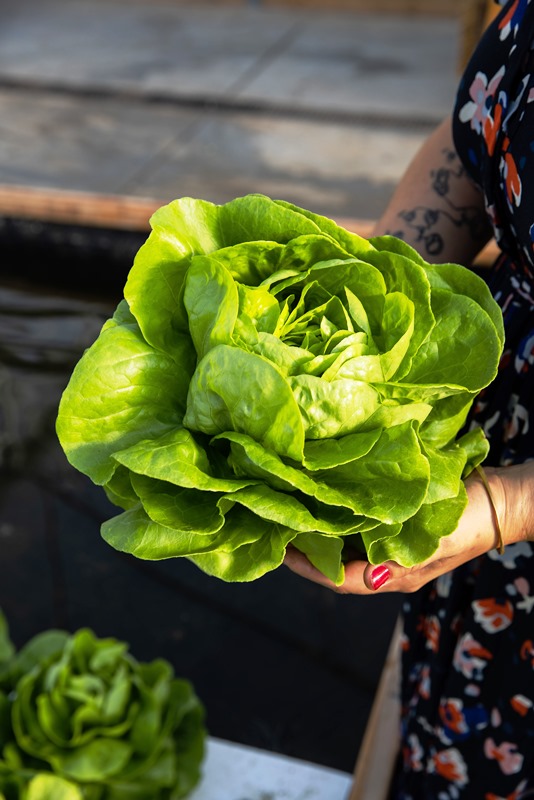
[459,67,505,134]
[453,632,493,680]
[483,738,524,775]
[487,541,533,567]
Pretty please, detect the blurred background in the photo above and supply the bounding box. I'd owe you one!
[0,0,491,779]
[0,0,470,218]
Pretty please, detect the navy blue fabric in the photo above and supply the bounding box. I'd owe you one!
[391,3,534,797]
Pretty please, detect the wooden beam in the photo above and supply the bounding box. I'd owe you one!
[459,0,500,71]
[349,617,402,800]
[0,184,161,232]
[119,0,470,15]
[263,0,466,15]
[0,183,498,266]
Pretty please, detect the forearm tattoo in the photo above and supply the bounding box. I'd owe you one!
[385,148,490,257]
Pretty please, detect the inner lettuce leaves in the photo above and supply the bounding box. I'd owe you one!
[56,194,504,585]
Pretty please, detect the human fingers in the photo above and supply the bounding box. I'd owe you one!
[284,546,378,595]
[359,473,504,593]
[283,545,341,591]
[285,470,505,594]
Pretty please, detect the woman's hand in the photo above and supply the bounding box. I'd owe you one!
[284,463,534,594]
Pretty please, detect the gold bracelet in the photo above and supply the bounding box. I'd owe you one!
[475,465,505,555]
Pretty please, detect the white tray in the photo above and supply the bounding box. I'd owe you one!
[189,737,353,800]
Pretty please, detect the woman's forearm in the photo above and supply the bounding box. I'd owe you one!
[489,461,534,546]
[373,117,493,265]
[373,120,532,546]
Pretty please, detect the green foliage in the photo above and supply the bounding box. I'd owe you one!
[0,618,205,799]
[56,194,504,584]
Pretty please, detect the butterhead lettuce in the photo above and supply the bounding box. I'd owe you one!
[56,195,504,584]
[0,611,205,799]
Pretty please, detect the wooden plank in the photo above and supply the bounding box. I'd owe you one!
[122,0,468,15]
[349,617,402,800]
[0,184,161,232]
[459,0,499,71]
[263,0,466,15]
[0,184,498,266]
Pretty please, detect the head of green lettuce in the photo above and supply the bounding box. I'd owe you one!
[0,616,205,799]
[56,195,504,584]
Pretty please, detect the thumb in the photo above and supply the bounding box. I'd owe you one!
[363,561,407,592]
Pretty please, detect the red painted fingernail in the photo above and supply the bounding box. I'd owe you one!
[369,565,391,590]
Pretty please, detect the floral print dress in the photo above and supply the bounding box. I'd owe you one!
[390,2,534,798]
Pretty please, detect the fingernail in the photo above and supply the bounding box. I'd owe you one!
[369,565,390,590]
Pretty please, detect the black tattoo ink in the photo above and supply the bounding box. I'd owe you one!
[433,167,451,198]
[394,148,491,258]
[425,233,445,256]
[384,229,406,240]
[398,208,445,255]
